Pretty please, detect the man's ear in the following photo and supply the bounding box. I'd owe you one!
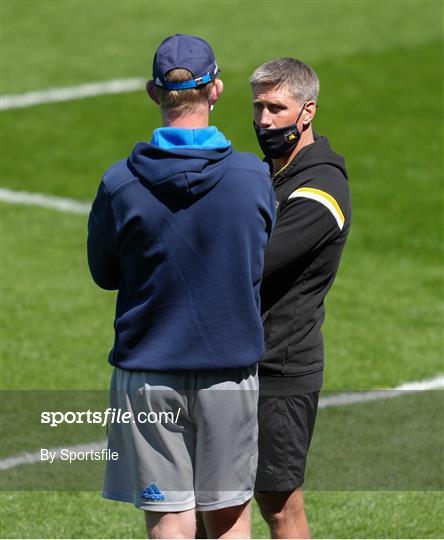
[302,100,316,125]
[209,78,224,107]
[147,80,160,104]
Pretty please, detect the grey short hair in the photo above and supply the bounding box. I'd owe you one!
[249,57,319,103]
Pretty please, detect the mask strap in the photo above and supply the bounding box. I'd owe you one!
[282,103,307,144]
[295,102,307,125]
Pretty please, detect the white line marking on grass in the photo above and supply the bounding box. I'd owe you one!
[318,374,444,409]
[0,188,91,214]
[1,78,145,111]
[1,375,442,471]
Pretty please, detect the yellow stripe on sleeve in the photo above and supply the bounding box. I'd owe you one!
[288,187,345,230]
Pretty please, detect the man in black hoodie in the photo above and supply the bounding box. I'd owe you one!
[250,58,351,538]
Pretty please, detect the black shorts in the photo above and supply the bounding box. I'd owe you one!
[255,390,319,492]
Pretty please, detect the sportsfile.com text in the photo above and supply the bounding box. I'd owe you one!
[40,408,182,427]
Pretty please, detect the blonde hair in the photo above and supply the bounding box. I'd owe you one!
[156,69,214,113]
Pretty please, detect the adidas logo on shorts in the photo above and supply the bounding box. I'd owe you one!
[141,482,166,501]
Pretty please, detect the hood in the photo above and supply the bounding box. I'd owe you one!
[273,134,348,182]
[128,126,232,199]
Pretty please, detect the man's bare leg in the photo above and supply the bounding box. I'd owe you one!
[255,489,310,539]
[202,501,251,539]
[145,509,196,539]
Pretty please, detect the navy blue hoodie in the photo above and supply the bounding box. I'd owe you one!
[87,127,275,371]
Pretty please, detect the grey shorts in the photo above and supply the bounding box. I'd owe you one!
[103,365,259,512]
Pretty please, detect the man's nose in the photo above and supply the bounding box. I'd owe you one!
[258,108,272,128]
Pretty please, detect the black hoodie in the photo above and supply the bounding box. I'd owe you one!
[259,135,351,394]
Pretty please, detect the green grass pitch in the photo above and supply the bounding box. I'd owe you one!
[1,0,443,538]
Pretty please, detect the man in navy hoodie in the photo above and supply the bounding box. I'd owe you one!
[87,34,275,539]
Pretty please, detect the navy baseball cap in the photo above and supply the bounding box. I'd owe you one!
[152,34,219,90]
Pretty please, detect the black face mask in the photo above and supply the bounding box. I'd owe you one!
[253,103,306,159]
